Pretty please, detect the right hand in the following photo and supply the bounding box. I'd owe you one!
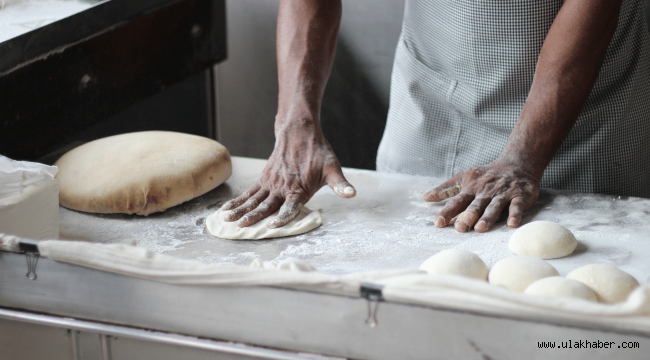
[221,118,356,229]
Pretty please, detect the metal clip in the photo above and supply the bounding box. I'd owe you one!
[19,239,40,280]
[360,282,384,328]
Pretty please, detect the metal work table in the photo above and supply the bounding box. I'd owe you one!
[60,156,650,281]
[2,156,650,359]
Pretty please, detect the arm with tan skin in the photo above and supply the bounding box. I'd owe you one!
[423,0,622,232]
[222,0,356,228]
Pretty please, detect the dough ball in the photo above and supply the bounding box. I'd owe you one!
[524,276,597,302]
[206,207,322,240]
[488,256,559,293]
[55,131,231,216]
[419,249,488,281]
[509,221,577,259]
[566,264,639,303]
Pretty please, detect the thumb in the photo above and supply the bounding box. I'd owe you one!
[326,167,356,199]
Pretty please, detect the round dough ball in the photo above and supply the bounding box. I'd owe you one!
[488,256,559,293]
[566,264,639,303]
[55,131,231,216]
[419,249,488,280]
[509,221,577,259]
[524,276,597,302]
[206,207,322,240]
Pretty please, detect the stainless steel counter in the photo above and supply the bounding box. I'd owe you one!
[4,156,650,359]
[60,157,650,282]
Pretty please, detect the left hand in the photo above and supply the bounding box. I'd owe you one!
[422,160,540,233]
[421,0,621,233]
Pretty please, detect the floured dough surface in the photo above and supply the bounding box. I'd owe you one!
[524,276,597,302]
[566,264,639,303]
[55,131,231,216]
[206,207,322,240]
[419,249,488,281]
[509,221,577,259]
[488,256,559,293]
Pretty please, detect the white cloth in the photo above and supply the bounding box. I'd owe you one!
[35,240,419,296]
[0,156,59,239]
[379,274,650,334]
[250,257,318,272]
[3,235,648,333]
[0,233,20,252]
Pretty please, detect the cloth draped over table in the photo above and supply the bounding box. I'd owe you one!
[2,234,650,334]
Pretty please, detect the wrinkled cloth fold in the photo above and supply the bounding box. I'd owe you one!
[2,235,646,334]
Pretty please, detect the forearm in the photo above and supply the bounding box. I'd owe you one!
[499,0,621,179]
[221,1,350,227]
[276,0,342,133]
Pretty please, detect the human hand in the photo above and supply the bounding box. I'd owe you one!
[422,160,540,233]
[221,121,355,229]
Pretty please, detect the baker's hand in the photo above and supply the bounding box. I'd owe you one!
[422,160,540,233]
[221,121,355,229]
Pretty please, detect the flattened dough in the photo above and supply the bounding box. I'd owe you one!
[566,264,639,303]
[509,221,577,259]
[488,256,559,293]
[419,249,488,281]
[524,276,597,302]
[206,207,322,240]
[55,131,231,216]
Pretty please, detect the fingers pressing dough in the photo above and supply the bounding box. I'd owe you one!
[207,206,322,240]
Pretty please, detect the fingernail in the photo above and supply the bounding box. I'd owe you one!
[457,209,478,224]
[507,218,518,227]
[475,220,486,232]
[455,221,469,232]
[224,211,236,221]
[434,217,446,227]
[335,183,356,197]
[221,202,233,210]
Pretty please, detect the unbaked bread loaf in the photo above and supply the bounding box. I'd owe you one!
[55,131,231,215]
